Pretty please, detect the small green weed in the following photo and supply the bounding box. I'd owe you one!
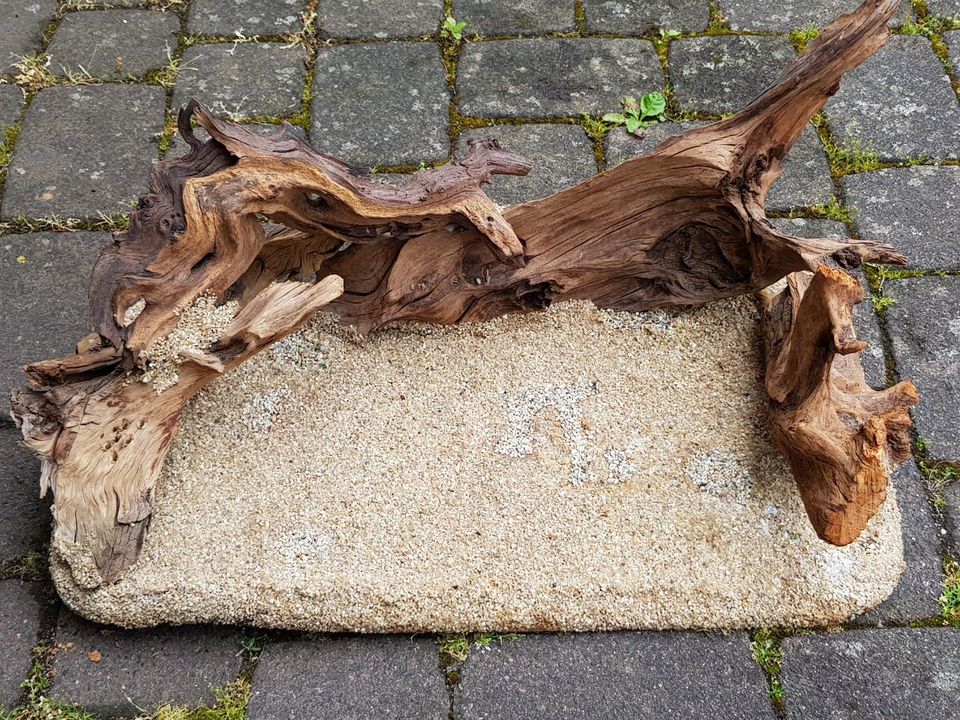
[901,14,960,38]
[438,634,470,663]
[789,25,820,52]
[751,629,785,703]
[871,295,896,312]
[473,633,521,650]
[603,92,667,134]
[942,558,960,627]
[150,680,250,720]
[793,197,854,223]
[658,28,682,40]
[442,16,467,41]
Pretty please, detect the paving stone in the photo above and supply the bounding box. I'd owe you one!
[947,31,960,66]
[884,276,960,463]
[247,636,448,720]
[606,123,832,213]
[46,10,179,80]
[320,0,443,38]
[3,85,163,219]
[0,427,50,564]
[719,0,862,31]
[0,581,41,711]
[857,462,945,625]
[454,0,573,35]
[0,232,109,393]
[669,36,796,115]
[0,0,58,75]
[825,36,960,162]
[0,85,24,129]
[582,0,710,33]
[455,632,774,719]
[781,628,960,719]
[175,43,307,119]
[50,613,243,716]
[188,0,309,36]
[457,124,595,205]
[928,1,960,18]
[845,166,960,270]
[311,42,448,167]
[946,480,960,557]
[458,39,663,118]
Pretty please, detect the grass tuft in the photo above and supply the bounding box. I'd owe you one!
[149,680,250,720]
[751,629,785,704]
[942,558,960,627]
[789,25,821,53]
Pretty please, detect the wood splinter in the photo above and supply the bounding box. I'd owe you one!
[10,0,916,589]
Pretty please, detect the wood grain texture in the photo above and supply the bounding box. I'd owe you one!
[10,0,915,588]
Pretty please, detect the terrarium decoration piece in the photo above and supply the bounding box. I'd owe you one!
[11,0,916,601]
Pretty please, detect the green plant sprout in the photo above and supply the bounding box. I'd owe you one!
[603,92,667,134]
[442,16,467,41]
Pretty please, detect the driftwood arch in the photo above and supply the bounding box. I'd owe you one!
[12,0,916,588]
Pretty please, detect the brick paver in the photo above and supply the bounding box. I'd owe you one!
[3,85,164,219]
[884,276,960,464]
[46,9,179,80]
[781,628,960,719]
[50,613,244,716]
[458,39,663,117]
[0,581,40,712]
[455,632,775,719]
[247,636,448,720]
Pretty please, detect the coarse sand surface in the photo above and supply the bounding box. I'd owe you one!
[52,296,903,631]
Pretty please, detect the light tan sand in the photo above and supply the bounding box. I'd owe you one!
[52,296,904,631]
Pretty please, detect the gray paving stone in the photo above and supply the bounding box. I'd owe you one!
[0,232,109,393]
[0,427,49,564]
[0,581,41,711]
[845,166,960,270]
[457,124,595,205]
[825,35,960,162]
[175,43,307,119]
[0,0,57,75]
[3,85,163,219]
[455,632,774,719]
[247,636,448,720]
[606,123,832,213]
[718,0,862,31]
[781,628,960,719]
[884,276,960,463]
[311,42,448,167]
[46,10,179,80]
[947,31,960,66]
[946,481,960,557]
[0,85,23,129]
[583,0,710,33]
[50,613,243,716]
[320,0,443,38]
[188,0,308,36]
[857,462,945,625]
[928,0,960,17]
[458,39,663,118]
[670,36,796,115]
[454,0,573,35]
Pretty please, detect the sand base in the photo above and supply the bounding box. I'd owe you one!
[52,297,904,631]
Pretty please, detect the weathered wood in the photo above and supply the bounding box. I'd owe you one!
[10,0,915,587]
[760,267,917,545]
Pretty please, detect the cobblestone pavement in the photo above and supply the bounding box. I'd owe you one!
[1,1,959,718]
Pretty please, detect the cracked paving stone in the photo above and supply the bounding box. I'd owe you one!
[781,628,960,719]
[0,232,110,393]
[606,123,832,214]
[187,0,309,36]
[456,124,595,205]
[175,43,307,119]
[458,39,663,118]
[247,636,447,720]
[669,36,796,115]
[0,85,24,129]
[844,166,960,270]
[50,613,243,716]
[3,85,163,219]
[320,0,443,38]
[0,582,41,712]
[310,42,448,167]
[582,0,710,33]
[856,462,945,625]
[884,276,960,464]
[825,35,960,162]
[46,10,179,80]
[454,632,774,719]
[0,0,57,75]
[454,0,574,35]
[0,427,50,563]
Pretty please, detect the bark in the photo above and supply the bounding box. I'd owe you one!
[10,0,914,587]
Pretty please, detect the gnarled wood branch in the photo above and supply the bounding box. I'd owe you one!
[10,0,915,587]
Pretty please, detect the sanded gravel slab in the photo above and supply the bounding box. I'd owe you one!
[53,297,903,631]
[455,632,774,719]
